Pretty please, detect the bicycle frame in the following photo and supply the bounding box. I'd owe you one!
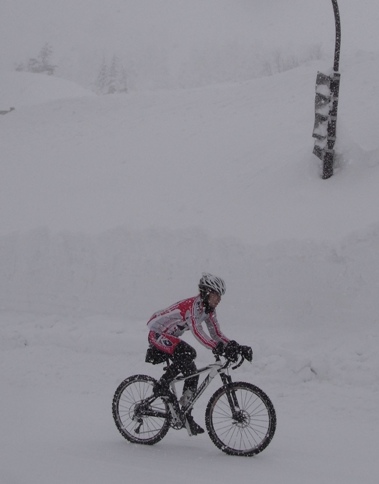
[171,361,224,410]
[136,356,241,435]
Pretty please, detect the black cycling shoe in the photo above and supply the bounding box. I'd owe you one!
[186,415,204,435]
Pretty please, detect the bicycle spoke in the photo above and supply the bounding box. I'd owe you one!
[206,382,276,456]
[112,375,171,445]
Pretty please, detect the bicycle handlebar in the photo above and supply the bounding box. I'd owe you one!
[214,352,246,370]
[213,342,253,365]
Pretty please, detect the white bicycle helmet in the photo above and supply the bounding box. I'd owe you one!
[199,272,226,296]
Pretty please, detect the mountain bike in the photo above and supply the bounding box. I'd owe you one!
[112,347,276,457]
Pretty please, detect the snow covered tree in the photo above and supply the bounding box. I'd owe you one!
[95,57,108,94]
[16,43,57,75]
[94,55,128,95]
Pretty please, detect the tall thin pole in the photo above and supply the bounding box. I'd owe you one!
[322,0,341,179]
[331,0,341,73]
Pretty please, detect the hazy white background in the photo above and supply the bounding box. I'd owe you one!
[1,1,379,483]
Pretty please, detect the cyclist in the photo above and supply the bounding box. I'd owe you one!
[146,272,251,435]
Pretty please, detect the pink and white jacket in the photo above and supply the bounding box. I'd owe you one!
[147,295,230,350]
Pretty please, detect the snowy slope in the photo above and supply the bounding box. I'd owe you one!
[1,1,379,483]
[1,54,379,319]
[0,71,95,108]
[1,54,379,242]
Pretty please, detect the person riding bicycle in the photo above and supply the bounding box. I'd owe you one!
[146,272,252,436]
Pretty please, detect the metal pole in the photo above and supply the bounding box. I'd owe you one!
[331,0,341,73]
[322,0,341,179]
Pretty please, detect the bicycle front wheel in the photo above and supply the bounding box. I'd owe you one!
[112,374,171,445]
[205,382,276,456]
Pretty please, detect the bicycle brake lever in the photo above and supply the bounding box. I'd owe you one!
[231,355,245,370]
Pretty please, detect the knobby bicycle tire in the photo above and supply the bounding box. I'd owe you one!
[112,374,171,445]
[205,381,276,456]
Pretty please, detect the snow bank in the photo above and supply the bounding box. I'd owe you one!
[0,71,94,109]
[0,225,378,322]
[1,224,378,387]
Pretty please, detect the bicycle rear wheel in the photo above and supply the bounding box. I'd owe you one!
[112,374,171,445]
[205,382,276,456]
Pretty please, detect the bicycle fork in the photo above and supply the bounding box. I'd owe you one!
[219,373,241,418]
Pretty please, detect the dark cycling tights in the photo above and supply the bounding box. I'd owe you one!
[158,341,199,393]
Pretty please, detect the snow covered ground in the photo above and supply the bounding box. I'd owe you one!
[1,1,379,483]
[1,310,378,484]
